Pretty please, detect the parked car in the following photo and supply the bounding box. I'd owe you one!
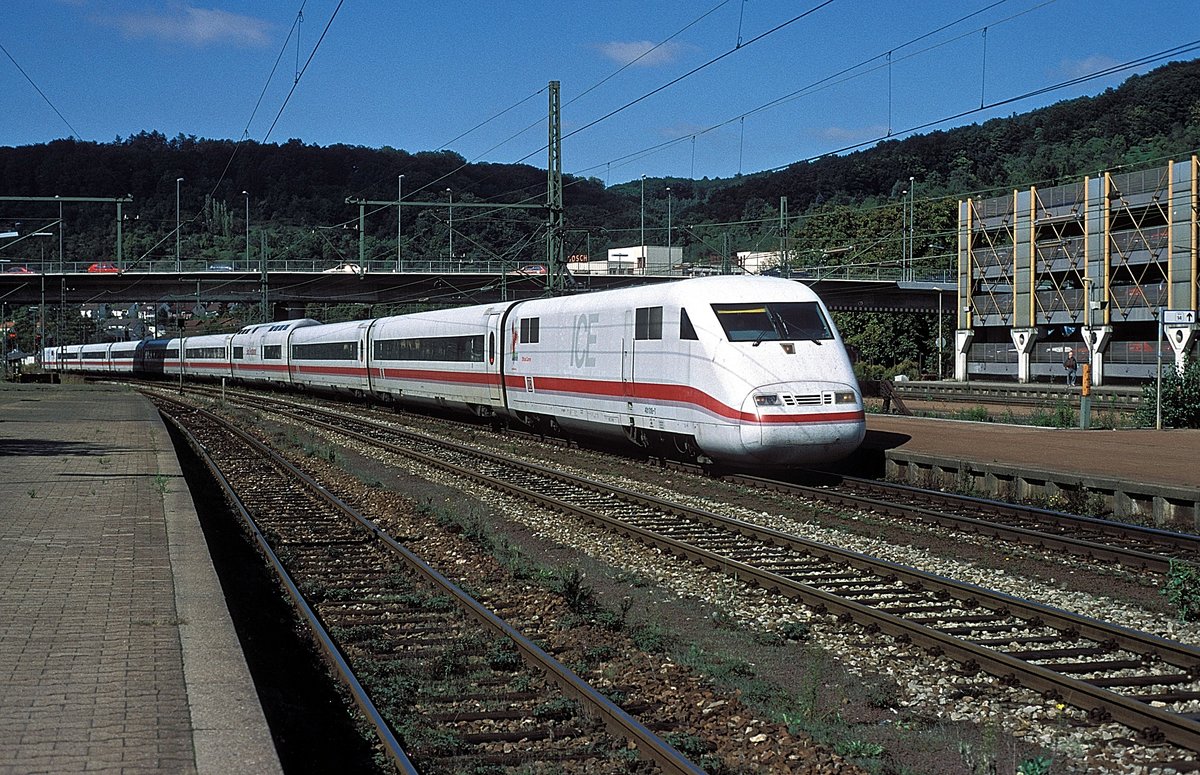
[207,263,235,272]
[323,263,365,274]
[508,263,548,276]
[87,262,119,273]
[4,266,33,274]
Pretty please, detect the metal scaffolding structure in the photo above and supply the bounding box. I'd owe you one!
[957,157,1199,383]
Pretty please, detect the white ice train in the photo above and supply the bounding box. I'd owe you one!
[45,276,866,466]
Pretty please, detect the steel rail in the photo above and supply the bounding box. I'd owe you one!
[726,473,1197,574]
[158,406,420,775]
[155,395,705,775]
[155,378,1191,575]
[212,396,1200,753]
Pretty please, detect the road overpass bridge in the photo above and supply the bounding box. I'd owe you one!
[0,270,950,316]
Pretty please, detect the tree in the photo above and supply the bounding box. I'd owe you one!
[1135,359,1200,428]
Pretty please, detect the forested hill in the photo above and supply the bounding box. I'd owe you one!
[1,58,1198,265]
[690,57,1200,225]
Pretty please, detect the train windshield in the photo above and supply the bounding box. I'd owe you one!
[711,302,833,343]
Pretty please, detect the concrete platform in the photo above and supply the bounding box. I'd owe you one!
[0,383,282,775]
[864,413,1200,529]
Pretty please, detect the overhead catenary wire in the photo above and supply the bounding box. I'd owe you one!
[567,0,1041,180]
[452,0,1021,208]
[0,40,84,141]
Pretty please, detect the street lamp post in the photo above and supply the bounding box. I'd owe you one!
[397,174,404,273]
[936,288,944,380]
[175,177,183,272]
[57,196,63,273]
[29,232,52,364]
[666,187,673,263]
[445,188,453,265]
[908,176,916,282]
[242,191,250,271]
[639,175,646,253]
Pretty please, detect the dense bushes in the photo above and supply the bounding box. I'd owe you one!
[1134,359,1200,428]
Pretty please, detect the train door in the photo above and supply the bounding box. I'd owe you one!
[364,318,380,395]
[486,313,502,402]
[621,309,635,395]
[359,323,369,390]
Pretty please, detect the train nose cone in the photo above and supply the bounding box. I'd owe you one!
[738,391,865,466]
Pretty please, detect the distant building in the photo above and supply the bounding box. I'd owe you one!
[604,246,683,275]
[736,251,782,275]
[955,157,1199,384]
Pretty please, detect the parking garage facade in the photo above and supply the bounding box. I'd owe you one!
[955,157,1199,384]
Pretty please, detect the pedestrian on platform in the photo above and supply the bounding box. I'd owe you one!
[1064,350,1077,387]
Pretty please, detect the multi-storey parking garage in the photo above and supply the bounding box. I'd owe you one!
[956,157,1198,383]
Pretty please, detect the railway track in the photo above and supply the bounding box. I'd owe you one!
[155,395,704,775]
[730,472,1200,575]
[161,386,1200,756]
[165,379,1196,576]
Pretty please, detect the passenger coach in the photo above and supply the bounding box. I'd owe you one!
[43,276,865,468]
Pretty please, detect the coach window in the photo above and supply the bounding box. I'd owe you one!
[292,341,357,360]
[233,346,244,360]
[185,346,226,359]
[520,317,540,344]
[262,345,281,359]
[635,306,663,340]
[679,308,698,340]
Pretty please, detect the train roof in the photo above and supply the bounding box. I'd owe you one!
[234,319,321,336]
[515,275,822,312]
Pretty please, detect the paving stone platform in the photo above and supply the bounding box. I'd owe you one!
[0,383,281,775]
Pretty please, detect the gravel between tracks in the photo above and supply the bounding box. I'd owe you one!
[233,398,1197,774]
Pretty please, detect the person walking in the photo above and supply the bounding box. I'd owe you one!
[1064,350,1078,387]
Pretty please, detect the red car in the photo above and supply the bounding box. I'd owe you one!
[507,264,548,276]
[87,262,120,273]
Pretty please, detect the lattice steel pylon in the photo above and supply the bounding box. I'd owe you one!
[545,81,565,296]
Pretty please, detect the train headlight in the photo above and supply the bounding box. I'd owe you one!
[833,391,857,404]
[753,393,780,407]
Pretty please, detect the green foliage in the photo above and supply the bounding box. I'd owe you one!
[1162,560,1200,623]
[554,566,596,615]
[837,312,934,371]
[629,621,671,653]
[1017,755,1053,775]
[1135,359,1200,428]
[532,697,577,721]
[779,620,810,641]
[952,406,990,422]
[835,738,885,759]
[662,732,710,757]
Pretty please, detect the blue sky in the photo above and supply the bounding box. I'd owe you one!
[2,1,1198,186]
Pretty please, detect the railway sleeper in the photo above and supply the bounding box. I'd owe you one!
[455,727,578,744]
[941,623,1030,635]
[1040,658,1147,674]
[443,750,609,768]
[906,613,1006,625]
[972,634,1075,647]
[1087,673,1195,688]
[1129,690,1200,703]
[878,603,971,615]
[423,690,540,703]
[1005,645,1118,660]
